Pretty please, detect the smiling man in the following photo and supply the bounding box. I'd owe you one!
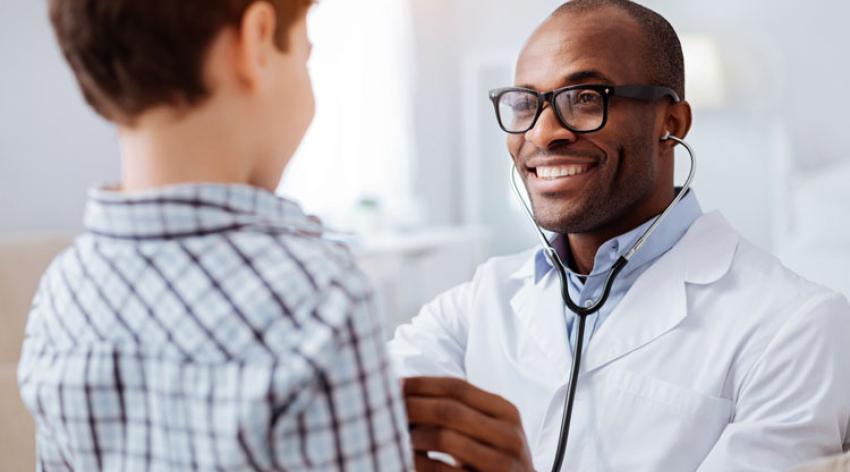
[389,1,850,471]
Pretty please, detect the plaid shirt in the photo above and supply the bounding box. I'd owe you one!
[17,183,413,471]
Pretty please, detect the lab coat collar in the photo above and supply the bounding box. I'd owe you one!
[508,208,736,286]
[509,211,738,385]
[682,212,740,285]
[509,250,542,281]
[581,211,739,374]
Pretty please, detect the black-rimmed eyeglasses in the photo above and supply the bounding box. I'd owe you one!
[488,84,680,134]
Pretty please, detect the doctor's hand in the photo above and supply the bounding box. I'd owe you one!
[403,376,535,472]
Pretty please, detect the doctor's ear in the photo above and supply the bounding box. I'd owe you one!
[661,100,692,145]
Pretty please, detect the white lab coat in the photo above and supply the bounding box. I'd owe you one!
[389,212,850,472]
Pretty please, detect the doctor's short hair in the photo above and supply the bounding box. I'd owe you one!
[552,0,685,100]
[48,0,313,125]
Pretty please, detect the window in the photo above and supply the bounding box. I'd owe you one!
[279,0,418,232]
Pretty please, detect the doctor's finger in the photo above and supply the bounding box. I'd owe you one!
[403,376,522,422]
[411,426,519,472]
[406,396,527,456]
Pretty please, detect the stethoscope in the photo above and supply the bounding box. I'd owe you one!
[509,132,697,472]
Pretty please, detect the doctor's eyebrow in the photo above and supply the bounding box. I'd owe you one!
[515,69,616,90]
[564,69,615,85]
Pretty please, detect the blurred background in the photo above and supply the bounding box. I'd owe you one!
[2,0,850,468]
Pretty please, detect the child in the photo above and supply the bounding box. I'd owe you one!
[17,1,412,470]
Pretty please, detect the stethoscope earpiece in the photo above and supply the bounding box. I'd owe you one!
[661,131,673,141]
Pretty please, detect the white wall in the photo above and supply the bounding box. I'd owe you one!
[0,0,120,234]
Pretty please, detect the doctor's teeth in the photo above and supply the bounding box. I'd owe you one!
[536,165,591,179]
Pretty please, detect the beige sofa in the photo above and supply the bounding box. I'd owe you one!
[0,235,71,472]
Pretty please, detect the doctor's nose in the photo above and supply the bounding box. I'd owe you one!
[524,105,579,150]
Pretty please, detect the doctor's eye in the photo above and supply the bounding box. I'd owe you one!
[506,95,538,116]
[571,90,604,108]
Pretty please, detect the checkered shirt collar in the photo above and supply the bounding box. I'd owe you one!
[84,183,323,240]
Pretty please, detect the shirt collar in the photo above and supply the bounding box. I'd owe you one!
[512,190,703,283]
[84,183,323,240]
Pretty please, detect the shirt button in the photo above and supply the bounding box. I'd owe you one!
[584,300,594,308]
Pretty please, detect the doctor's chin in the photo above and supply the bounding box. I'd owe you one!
[3,0,850,471]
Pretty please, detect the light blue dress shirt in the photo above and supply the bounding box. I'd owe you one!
[532,191,703,353]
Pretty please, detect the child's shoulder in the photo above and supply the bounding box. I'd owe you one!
[225,229,367,294]
[219,230,378,358]
[34,230,375,361]
[214,230,374,327]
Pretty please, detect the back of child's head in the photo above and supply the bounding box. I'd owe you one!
[49,0,313,125]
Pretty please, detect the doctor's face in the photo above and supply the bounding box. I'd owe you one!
[508,10,668,234]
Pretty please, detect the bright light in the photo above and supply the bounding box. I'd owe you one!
[681,34,727,109]
[278,0,418,233]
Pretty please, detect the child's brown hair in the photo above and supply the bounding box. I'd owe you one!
[49,0,313,124]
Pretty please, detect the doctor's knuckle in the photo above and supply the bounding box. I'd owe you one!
[505,425,525,450]
[502,401,521,422]
[489,426,522,456]
[485,455,514,472]
[434,429,457,451]
[433,401,461,424]
[508,458,527,472]
[443,377,468,398]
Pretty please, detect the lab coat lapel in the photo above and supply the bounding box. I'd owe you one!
[511,272,572,386]
[581,244,688,375]
[581,211,738,375]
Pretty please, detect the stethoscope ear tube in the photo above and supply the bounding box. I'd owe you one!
[626,134,697,260]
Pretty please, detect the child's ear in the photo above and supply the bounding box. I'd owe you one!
[233,1,279,92]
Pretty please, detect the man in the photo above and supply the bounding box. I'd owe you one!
[18,0,412,470]
[390,1,850,471]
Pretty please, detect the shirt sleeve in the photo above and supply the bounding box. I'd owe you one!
[387,276,474,379]
[697,293,850,472]
[268,283,414,471]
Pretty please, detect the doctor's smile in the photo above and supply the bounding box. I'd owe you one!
[522,153,602,195]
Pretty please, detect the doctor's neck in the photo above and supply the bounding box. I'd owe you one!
[563,185,676,275]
